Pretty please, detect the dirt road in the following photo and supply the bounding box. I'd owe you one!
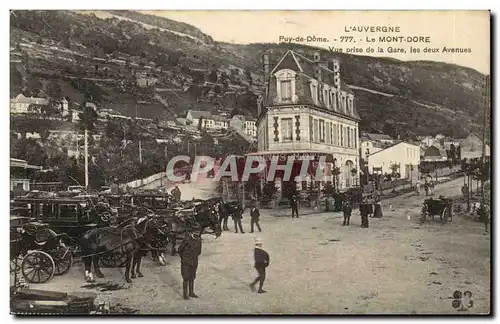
[26,177,490,314]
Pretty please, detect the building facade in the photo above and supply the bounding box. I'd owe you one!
[254,50,361,191]
[360,138,385,160]
[244,118,257,137]
[201,115,230,130]
[10,94,49,114]
[366,141,420,181]
[459,133,491,160]
[185,110,211,128]
[422,145,448,162]
[10,158,42,193]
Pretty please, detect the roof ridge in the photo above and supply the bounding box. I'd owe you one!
[292,50,336,73]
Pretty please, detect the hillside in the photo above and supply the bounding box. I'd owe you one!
[10,10,490,138]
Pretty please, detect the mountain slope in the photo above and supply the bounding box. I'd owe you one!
[9,10,490,139]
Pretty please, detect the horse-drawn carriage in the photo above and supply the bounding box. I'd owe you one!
[10,219,73,284]
[10,195,123,282]
[420,196,453,224]
[10,192,223,284]
[130,192,171,211]
[11,196,114,239]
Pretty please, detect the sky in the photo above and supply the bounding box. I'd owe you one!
[144,10,490,74]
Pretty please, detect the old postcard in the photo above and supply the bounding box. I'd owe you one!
[9,10,491,315]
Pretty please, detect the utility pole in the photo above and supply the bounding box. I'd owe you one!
[136,103,142,164]
[76,137,80,164]
[139,141,143,164]
[84,128,89,189]
[481,75,489,232]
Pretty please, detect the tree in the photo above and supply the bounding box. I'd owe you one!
[46,82,62,100]
[78,104,98,132]
[244,67,253,85]
[449,144,457,165]
[382,123,397,139]
[208,70,218,83]
[389,163,400,192]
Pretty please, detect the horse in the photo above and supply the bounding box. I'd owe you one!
[166,199,222,256]
[78,212,166,283]
[131,215,170,278]
[218,200,242,231]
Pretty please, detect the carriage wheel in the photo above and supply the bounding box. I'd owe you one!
[53,248,73,276]
[21,251,55,284]
[100,252,128,268]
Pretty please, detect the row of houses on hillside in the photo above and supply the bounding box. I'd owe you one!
[185,110,257,138]
[11,94,155,126]
[418,134,461,150]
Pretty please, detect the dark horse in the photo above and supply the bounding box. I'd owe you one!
[78,213,167,283]
[217,200,242,231]
[167,199,222,256]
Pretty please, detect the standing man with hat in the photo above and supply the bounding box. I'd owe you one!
[249,202,262,233]
[290,192,299,218]
[250,238,270,294]
[342,197,353,226]
[232,202,245,234]
[360,198,370,228]
[178,230,202,300]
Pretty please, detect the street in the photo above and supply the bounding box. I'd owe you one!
[27,177,490,314]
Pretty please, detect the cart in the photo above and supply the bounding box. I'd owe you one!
[421,197,453,224]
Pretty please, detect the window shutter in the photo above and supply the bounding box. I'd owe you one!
[295,115,301,141]
[273,117,279,142]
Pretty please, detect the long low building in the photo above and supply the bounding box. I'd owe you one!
[10,158,42,193]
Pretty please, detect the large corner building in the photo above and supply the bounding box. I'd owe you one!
[250,50,361,192]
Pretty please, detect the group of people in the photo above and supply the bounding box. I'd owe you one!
[220,201,263,234]
[342,197,383,228]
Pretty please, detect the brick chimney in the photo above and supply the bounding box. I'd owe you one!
[331,59,341,90]
[262,53,270,95]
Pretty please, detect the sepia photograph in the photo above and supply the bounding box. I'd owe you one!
[8,9,491,315]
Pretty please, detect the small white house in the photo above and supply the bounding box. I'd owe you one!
[10,94,49,114]
[186,110,211,128]
[367,141,420,181]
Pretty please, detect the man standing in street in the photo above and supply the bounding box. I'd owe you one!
[250,202,262,233]
[177,231,202,300]
[290,192,299,218]
[360,198,370,228]
[232,202,245,234]
[250,238,270,294]
[342,198,353,226]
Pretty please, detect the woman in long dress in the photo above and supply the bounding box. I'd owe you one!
[374,198,383,218]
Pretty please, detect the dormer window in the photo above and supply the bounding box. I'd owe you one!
[274,69,297,103]
[280,80,292,101]
[331,90,337,111]
[323,85,330,108]
[310,79,319,105]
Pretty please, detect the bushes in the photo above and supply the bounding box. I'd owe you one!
[260,182,277,204]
